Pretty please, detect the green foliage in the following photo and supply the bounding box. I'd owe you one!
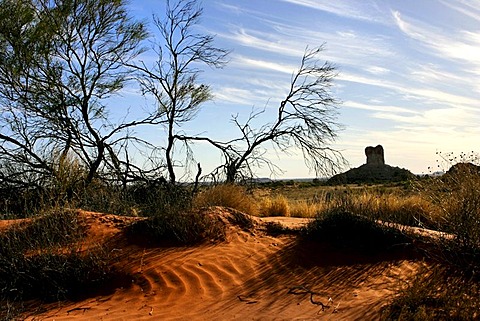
[0,0,148,188]
[0,154,136,217]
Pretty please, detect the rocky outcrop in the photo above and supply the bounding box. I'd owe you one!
[365,145,385,165]
[327,145,414,185]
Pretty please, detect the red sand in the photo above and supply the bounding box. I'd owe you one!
[13,209,422,321]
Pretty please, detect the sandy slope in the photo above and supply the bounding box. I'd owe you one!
[19,209,422,321]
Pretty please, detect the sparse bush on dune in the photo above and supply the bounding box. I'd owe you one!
[204,181,434,224]
[128,184,226,245]
[128,209,226,245]
[302,208,411,253]
[336,191,436,229]
[416,158,480,276]
[0,208,115,304]
[0,208,86,255]
[0,153,137,218]
[266,184,435,225]
[381,265,480,321]
[1,248,114,302]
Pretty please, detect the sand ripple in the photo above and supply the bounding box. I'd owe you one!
[25,210,421,321]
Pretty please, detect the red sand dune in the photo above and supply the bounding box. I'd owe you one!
[19,209,422,321]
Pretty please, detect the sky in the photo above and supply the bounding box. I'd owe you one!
[123,0,480,179]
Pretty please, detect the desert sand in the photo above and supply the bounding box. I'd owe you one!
[18,209,422,321]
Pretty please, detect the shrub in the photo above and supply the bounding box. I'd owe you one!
[0,208,114,302]
[381,265,480,320]
[302,209,411,253]
[0,153,139,218]
[193,184,258,215]
[341,192,436,228]
[0,208,86,252]
[128,184,225,245]
[264,221,296,236]
[417,157,480,275]
[1,249,114,302]
[128,209,225,245]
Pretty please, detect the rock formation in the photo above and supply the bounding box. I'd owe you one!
[365,145,385,165]
[327,145,414,185]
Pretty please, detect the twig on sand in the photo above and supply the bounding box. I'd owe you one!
[288,285,332,312]
[237,295,259,304]
[67,307,91,314]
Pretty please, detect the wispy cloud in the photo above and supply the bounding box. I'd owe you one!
[217,27,304,57]
[339,72,478,110]
[392,10,480,66]
[372,107,479,129]
[408,63,466,85]
[231,56,296,74]
[364,66,390,75]
[280,0,388,24]
[344,101,419,115]
[213,87,253,105]
[440,0,480,23]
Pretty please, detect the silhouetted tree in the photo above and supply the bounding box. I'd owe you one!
[130,0,229,184]
[188,46,345,182]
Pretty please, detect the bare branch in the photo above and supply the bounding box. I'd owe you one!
[211,45,345,182]
[128,0,230,184]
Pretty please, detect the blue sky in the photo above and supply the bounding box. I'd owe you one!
[123,0,480,178]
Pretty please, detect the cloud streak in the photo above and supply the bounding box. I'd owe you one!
[279,0,388,24]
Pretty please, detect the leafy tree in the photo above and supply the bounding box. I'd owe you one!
[0,0,148,188]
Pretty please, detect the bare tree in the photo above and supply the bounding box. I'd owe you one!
[130,0,229,184]
[185,46,345,182]
[0,0,151,188]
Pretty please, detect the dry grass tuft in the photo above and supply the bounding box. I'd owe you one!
[258,195,290,217]
[302,209,411,253]
[336,192,437,228]
[194,184,258,215]
[288,200,321,218]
